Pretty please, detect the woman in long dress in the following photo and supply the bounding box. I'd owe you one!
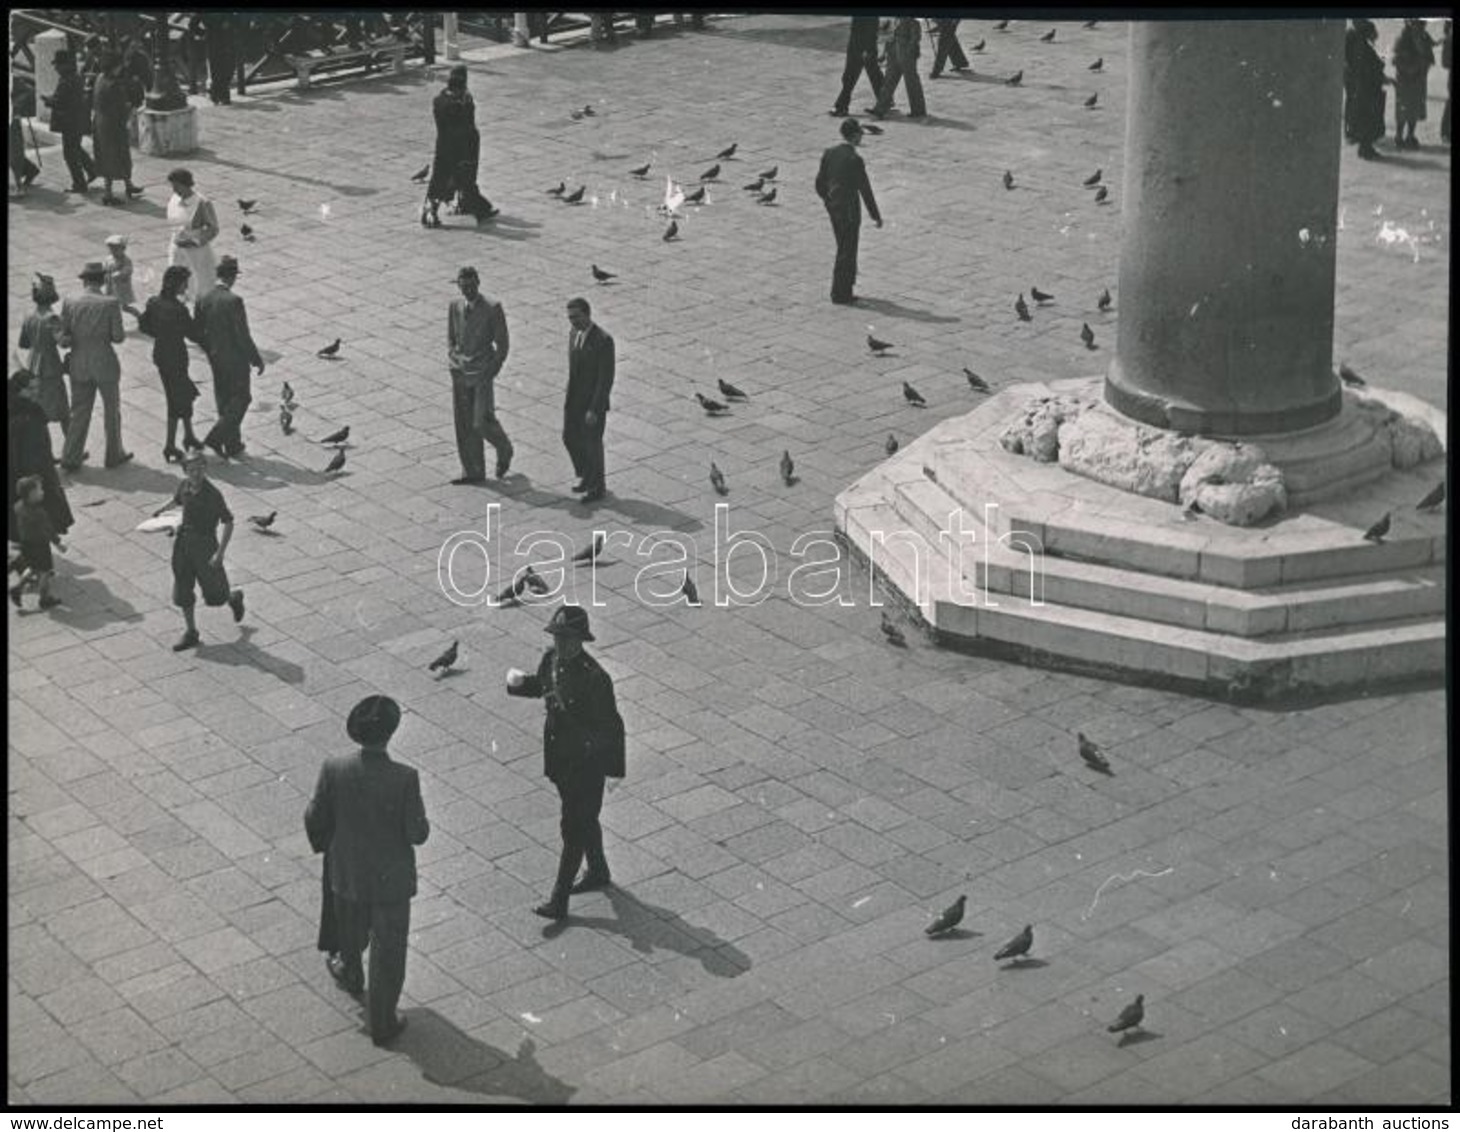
[1345,19,1388,160]
[422,65,497,228]
[17,274,69,442]
[91,50,143,206]
[165,167,219,301]
[1393,18,1437,149]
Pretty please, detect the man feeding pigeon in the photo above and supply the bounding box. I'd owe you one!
[815,117,883,306]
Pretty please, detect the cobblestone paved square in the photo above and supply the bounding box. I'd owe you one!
[7,12,1450,1107]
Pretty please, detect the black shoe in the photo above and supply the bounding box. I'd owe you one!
[532,900,568,921]
[907,111,928,120]
[496,455,512,478]
[39,596,62,610]
[451,474,487,486]
[477,205,500,223]
[184,436,205,452]
[569,872,611,894]
[204,438,228,460]
[125,183,145,198]
[864,106,886,118]
[327,955,365,996]
[829,107,848,117]
[228,590,245,623]
[570,479,589,493]
[373,1014,407,1046]
[105,451,134,468]
[163,446,183,464]
[832,294,859,305]
[173,630,201,651]
[580,487,605,503]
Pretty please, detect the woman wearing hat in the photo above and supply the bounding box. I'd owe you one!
[17,273,69,440]
[422,65,498,228]
[7,369,74,545]
[165,168,218,301]
[153,449,244,651]
[137,264,205,462]
[1345,19,1388,160]
[58,261,130,471]
[507,605,625,920]
[91,49,144,206]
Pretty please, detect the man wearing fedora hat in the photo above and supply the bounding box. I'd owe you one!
[43,51,97,194]
[195,254,264,460]
[507,606,625,920]
[305,694,429,1047]
[815,117,883,306]
[59,260,130,470]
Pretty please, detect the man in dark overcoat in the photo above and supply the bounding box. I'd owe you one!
[507,606,625,921]
[562,297,615,503]
[195,255,264,459]
[305,695,430,1046]
[815,118,883,305]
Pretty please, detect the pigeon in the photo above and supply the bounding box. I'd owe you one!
[323,449,346,475]
[523,566,550,595]
[964,367,990,393]
[1094,185,1110,204]
[779,449,795,486]
[629,161,652,178]
[994,19,1009,31]
[742,177,766,192]
[1338,363,1366,388]
[756,187,778,205]
[248,511,277,531]
[581,104,595,117]
[1040,28,1056,42]
[758,165,779,181]
[709,462,728,496]
[684,185,706,205]
[715,142,738,160]
[1015,294,1032,322]
[563,185,586,204]
[925,895,967,937]
[663,220,679,241]
[881,612,907,647]
[884,434,899,457]
[238,198,257,213]
[1097,288,1112,312]
[1006,70,1023,86]
[411,163,430,182]
[546,181,566,196]
[696,392,729,415]
[1108,994,1145,1034]
[903,381,926,407]
[681,571,701,605]
[1362,512,1391,543]
[572,534,605,564]
[1003,170,1015,190]
[1031,286,1054,303]
[1416,482,1445,511]
[320,425,350,445]
[868,334,894,354]
[591,264,617,283]
[240,223,256,242]
[280,381,295,405]
[570,109,585,121]
[1182,499,1203,520]
[718,378,748,401]
[994,924,1034,962]
[1078,731,1112,774]
[1084,92,1098,108]
[699,163,721,182]
[1081,322,1097,349]
[1089,56,1103,71]
[317,338,342,359]
[429,639,459,673]
[496,565,546,605]
[279,406,294,435]
[1083,168,1103,187]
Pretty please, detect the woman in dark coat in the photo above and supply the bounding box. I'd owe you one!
[1345,19,1387,160]
[8,370,75,544]
[91,50,143,205]
[1393,18,1437,148]
[422,65,498,228]
[137,265,204,461]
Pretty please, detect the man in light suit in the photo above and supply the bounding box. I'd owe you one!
[305,695,430,1047]
[561,297,615,503]
[194,255,264,459]
[59,261,129,470]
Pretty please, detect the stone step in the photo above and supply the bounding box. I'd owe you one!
[888,475,1448,637]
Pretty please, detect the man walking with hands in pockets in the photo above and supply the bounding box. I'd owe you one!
[448,265,514,484]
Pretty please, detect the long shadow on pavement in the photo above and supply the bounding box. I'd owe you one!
[194,625,306,683]
[857,296,961,324]
[393,1019,576,1104]
[494,478,704,533]
[182,147,380,198]
[64,461,180,496]
[541,884,752,978]
[33,561,145,628]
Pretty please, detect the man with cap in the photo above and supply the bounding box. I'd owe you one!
[43,51,96,194]
[447,266,514,484]
[59,260,130,470]
[194,254,264,459]
[507,606,626,920]
[153,449,245,651]
[305,694,429,1047]
[815,117,884,306]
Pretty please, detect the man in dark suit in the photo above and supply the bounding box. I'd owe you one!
[507,606,625,921]
[194,255,264,459]
[562,297,615,504]
[44,51,96,193]
[305,695,430,1047]
[831,16,884,117]
[928,18,971,79]
[815,118,883,306]
[867,16,926,119]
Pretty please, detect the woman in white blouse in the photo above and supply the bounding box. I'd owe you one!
[165,167,218,301]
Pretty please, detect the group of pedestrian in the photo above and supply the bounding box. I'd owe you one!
[1344,17,1444,159]
[37,48,145,204]
[422,65,497,228]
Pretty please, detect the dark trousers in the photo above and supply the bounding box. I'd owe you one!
[203,362,251,454]
[875,47,926,116]
[451,375,513,479]
[60,131,95,189]
[826,204,861,302]
[317,854,338,953]
[9,118,39,184]
[563,408,607,491]
[551,766,608,898]
[333,894,411,1040]
[929,19,969,77]
[206,33,235,103]
[834,38,884,113]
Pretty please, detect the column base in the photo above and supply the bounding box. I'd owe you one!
[137,106,200,157]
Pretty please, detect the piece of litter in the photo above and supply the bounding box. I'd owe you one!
[520,1012,542,1024]
[852,896,871,909]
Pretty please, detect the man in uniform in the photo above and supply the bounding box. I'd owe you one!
[507,606,625,920]
[305,695,429,1047]
[195,255,264,459]
[815,118,883,306]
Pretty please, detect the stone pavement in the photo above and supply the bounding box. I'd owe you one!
[7,15,1449,1106]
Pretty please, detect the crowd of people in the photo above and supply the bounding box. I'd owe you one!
[1344,17,1449,159]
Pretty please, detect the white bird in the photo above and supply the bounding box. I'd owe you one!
[663,176,686,216]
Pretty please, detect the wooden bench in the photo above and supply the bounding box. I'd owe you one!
[286,39,407,90]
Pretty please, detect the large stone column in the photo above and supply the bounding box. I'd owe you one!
[1105,21,1346,436]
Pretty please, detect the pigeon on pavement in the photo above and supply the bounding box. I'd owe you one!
[1089,57,1103,71]
[563,185,586,204]
[1362,512,1391,543]
[238,198,257,213]
[629,161,652,178]
[248,511,277,531]
[925,895,967,937]
[964,368,990,393]
[1078,731,1112,774]
[1040,28,1056,42]
[1003,170,1015,190]
[323,449,346,475]
[1081,322,1097,349]
[1094,185,1110,204]
[681,571,701,605]
[880,612,907,647]
[1416,482,1445,511]
[1006,69,1023,86]
[1083,169,1103,187]
[699,163,721,182]
[696,392,729,415]
[718,378,748,401]
[591,264,617,283]
[1108,994,1145,1033]
[710,461,728,496]
[779,450,795,486]
[1031,287,1054,303]
[994,924,1034,962]
[317,338,342,358]
[1338,363,1366,388]
[1084,92,1098,108]
[885,434,899,456]
[429,640,459,673]
[903,381,926,407]
[868,334,893,354]
[411,164,430,182]
[320,425,350,445]
[572,534,605,564]
[756,187,777,205]
[1097,288,1112,312]
[715,143,738,160]
[758,165,779,181]
[1016,294,1032,321]
[663,220,679,241]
